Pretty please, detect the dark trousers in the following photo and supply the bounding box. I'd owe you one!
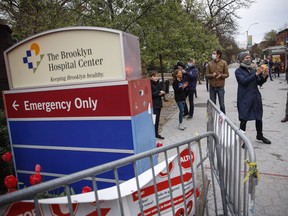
[187,90,195,117]
[184,102,188,116]
[275,68,280,77]
[240,119,263,137]
[285,91,288,117]
[205,77,209,91]
[153,108,161,136]
[209,87,226,114]
[268,69,273,80]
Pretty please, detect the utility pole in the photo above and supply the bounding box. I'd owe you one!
[246,22,259,50]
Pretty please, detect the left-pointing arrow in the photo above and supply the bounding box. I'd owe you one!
[13,100,19,111]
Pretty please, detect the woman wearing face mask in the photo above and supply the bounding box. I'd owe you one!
[235,52,271,144]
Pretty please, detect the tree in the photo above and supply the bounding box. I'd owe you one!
[0,0,257,71]
[263,30,277,47]
[0,0,86,40]
[200,0,255,37]
[132,0,221,71]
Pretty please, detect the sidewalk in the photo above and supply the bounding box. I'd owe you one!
[158,63,288,216]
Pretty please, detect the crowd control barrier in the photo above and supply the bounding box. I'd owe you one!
[0,100,258,216]
[207,99,259,216]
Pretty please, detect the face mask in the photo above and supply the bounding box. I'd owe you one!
[187,63,192,67]
[242,60,252,65]
[212,54,217,60]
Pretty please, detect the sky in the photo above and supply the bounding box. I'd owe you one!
[236,0,288,48]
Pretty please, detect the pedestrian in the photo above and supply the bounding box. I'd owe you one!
[149,71,165,139]
[175,61,189,116]
[183,58,199,119]
[196,62,202,85]
[172,69,188,130]
[235,52,271,144]
[281,91,288,123]
[274,60,280,77]
[264,56,273,81]
[202,61,209,91]
[205,49,229,114]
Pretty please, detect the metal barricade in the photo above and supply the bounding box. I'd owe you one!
[0,132,222,216]
[0,99,258,216]
[207,99,259,216]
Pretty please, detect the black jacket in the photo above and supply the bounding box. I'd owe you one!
[172,79,187,102]
[150,80,163,109]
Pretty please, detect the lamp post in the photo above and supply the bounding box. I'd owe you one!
[246,22,258,50]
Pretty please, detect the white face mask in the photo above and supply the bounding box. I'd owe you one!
[212,54,217,60]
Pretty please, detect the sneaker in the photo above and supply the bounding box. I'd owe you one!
[178,123,186,130]
[187,116,193,119]
[156,135,165,139]
[256,136,271,144]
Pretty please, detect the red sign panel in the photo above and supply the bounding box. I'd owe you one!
[3,85,132,118]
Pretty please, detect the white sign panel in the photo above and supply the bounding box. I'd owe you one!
[4,27,141,89]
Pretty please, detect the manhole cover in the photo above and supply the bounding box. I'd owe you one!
[194,103,207,108]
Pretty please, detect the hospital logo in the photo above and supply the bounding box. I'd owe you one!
[23,43,45,73]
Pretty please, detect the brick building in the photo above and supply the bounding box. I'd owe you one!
[276,28,288,46]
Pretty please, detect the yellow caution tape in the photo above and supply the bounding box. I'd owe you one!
[243,160,260,183]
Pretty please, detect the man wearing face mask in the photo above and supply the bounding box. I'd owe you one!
[183,58,199,119]
[235,52,271,144]
[205,49,229,114]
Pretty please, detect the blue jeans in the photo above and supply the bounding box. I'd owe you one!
[176,101,185,124]
[209,87,226,114]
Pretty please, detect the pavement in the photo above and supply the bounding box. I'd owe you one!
[157,63,288,216]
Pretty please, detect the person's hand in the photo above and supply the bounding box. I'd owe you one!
[159,90,165,95]
[256,67,262,76]
[216,74,221,79]
[258,65,268,77]
[183,82,188,88]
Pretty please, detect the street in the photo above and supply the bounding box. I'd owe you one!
[159,63,288,216]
